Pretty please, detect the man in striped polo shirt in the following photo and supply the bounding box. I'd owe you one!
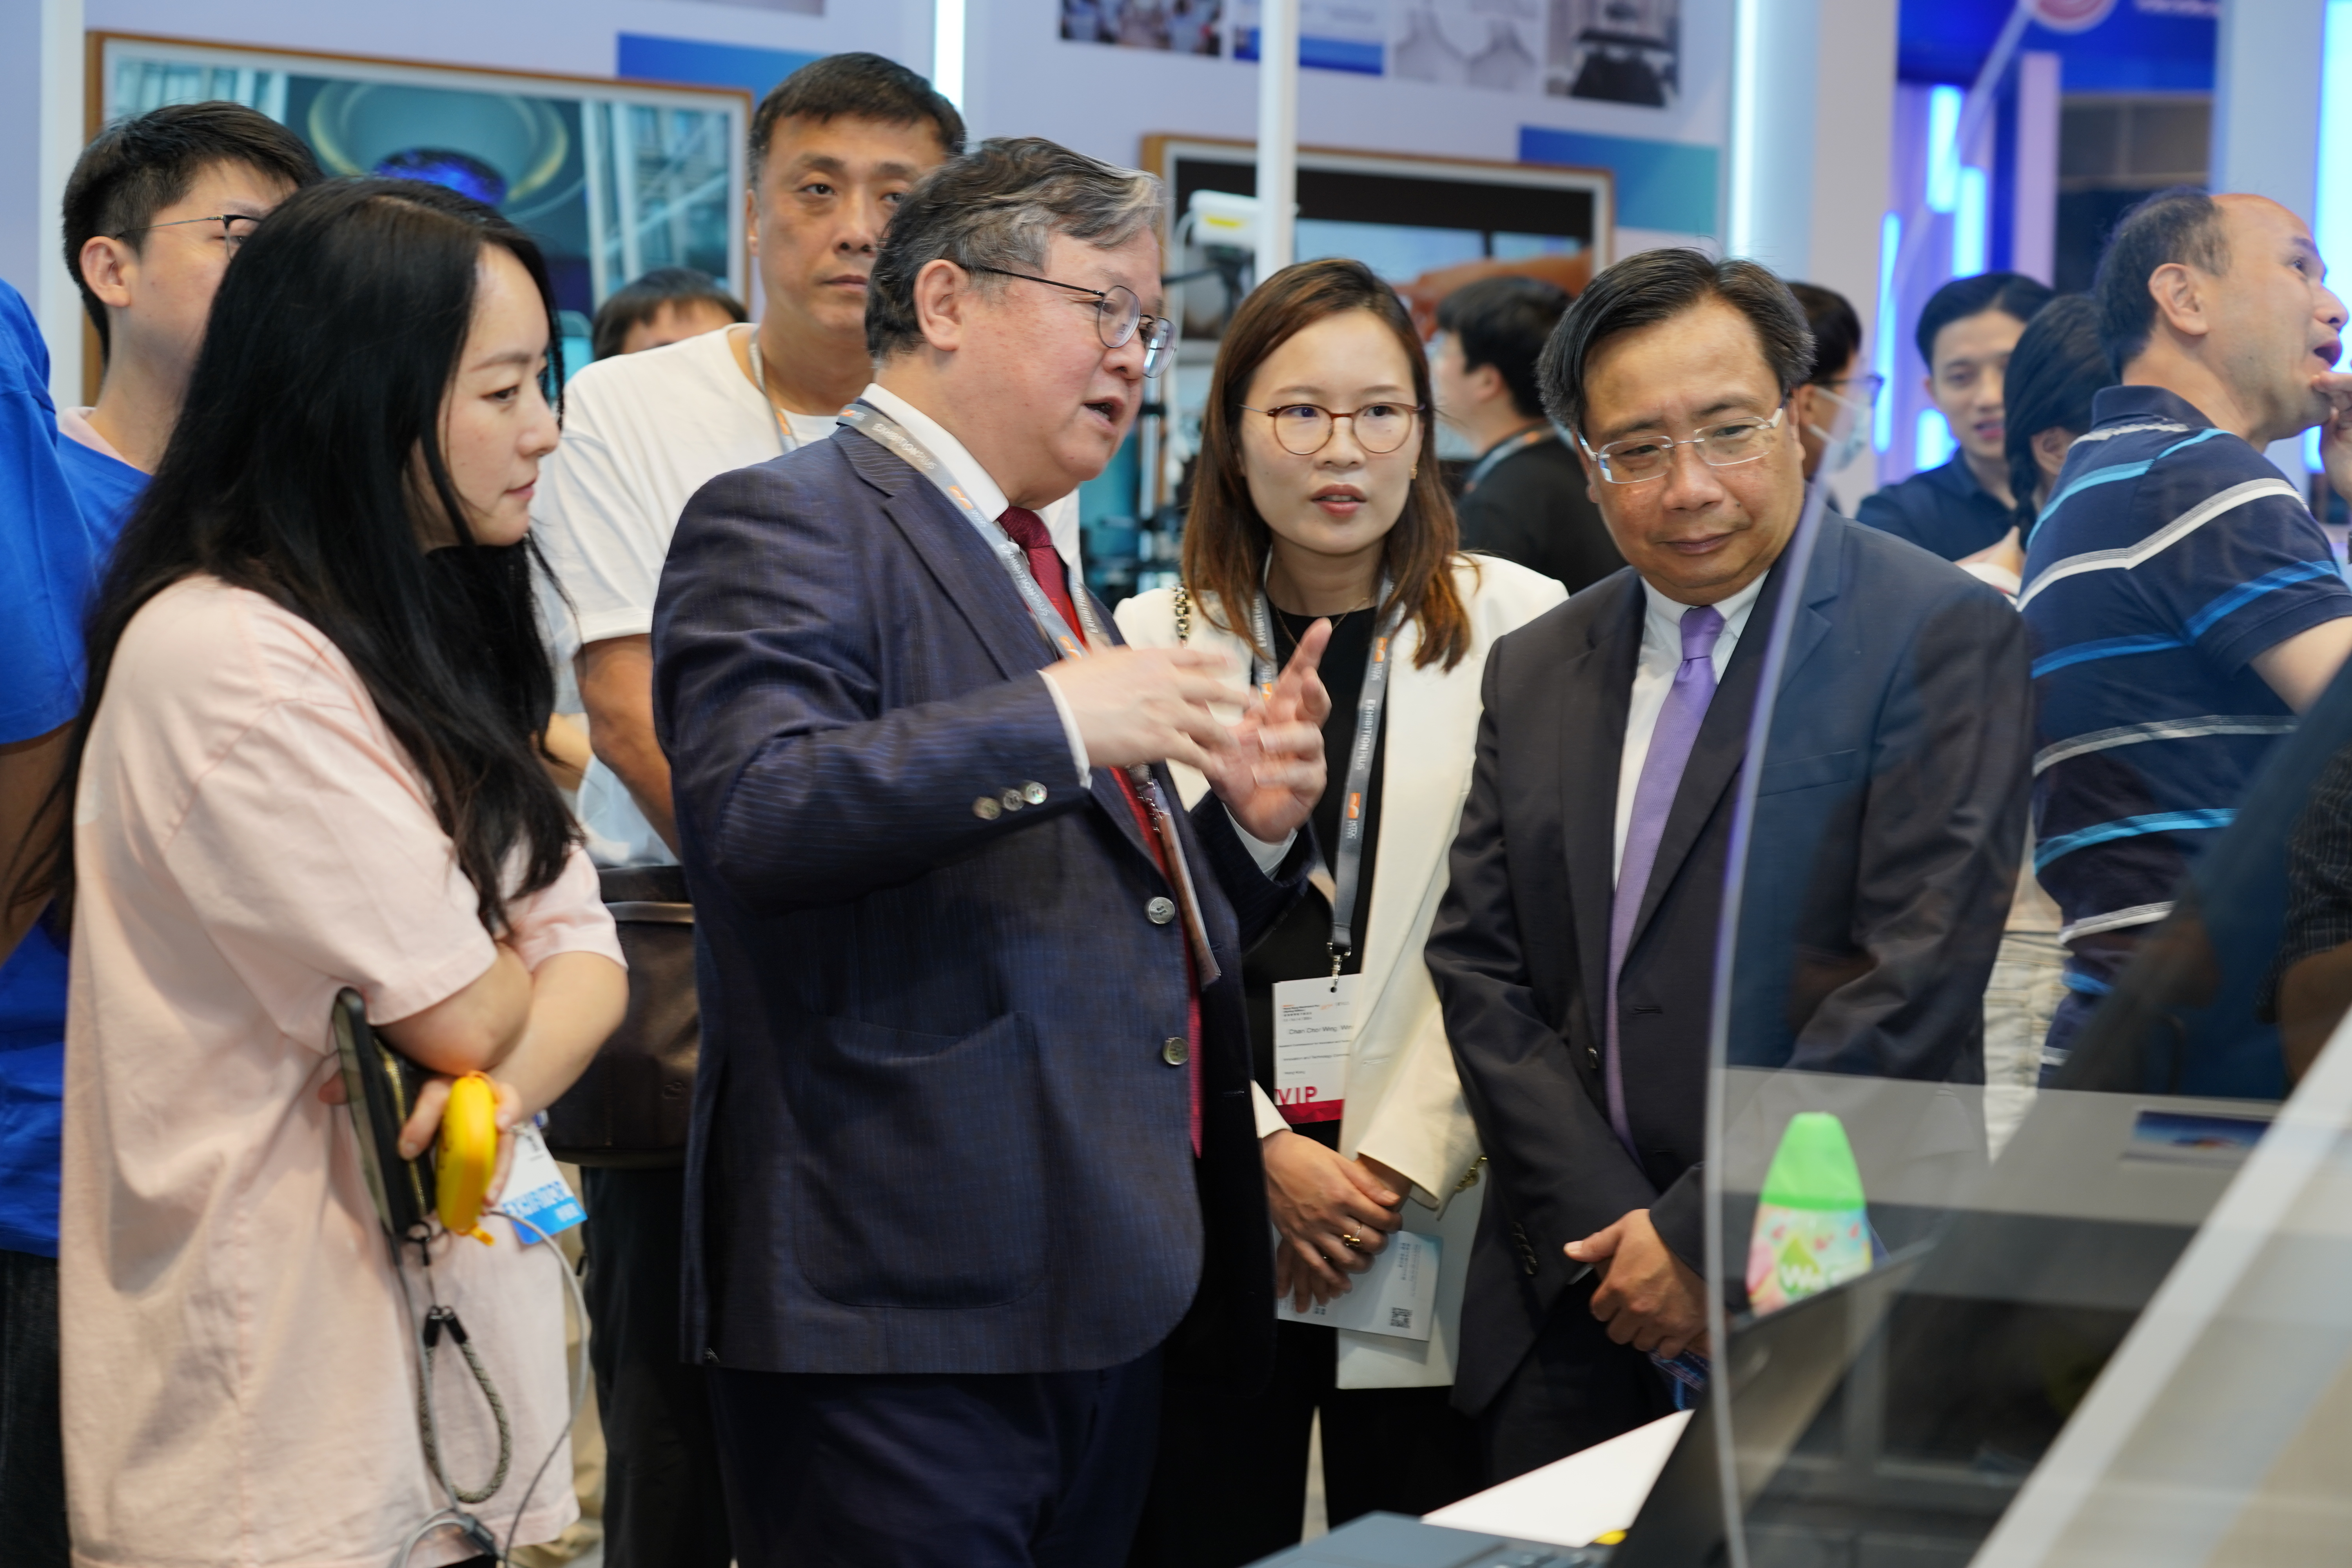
[2022,189,2352,1077]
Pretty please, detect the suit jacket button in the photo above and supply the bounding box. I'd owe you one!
[1000,788,1025,812]
[1021,781,1048,805]
[1587,1044,1601,1067]
[1146,895,1176,925]
[702,1348,720,1365]
[973,796,1002,821]
[1161,1036,1189,1066]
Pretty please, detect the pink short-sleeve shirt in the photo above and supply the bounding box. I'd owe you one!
[60,578,622,1568]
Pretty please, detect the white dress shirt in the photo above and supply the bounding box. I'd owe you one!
[1612,572,1768,881]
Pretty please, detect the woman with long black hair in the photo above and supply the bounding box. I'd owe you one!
[38,178,624,1566]
[1118,258,1564,1563]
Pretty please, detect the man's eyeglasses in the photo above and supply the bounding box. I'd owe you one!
[1240,401,1423,457]
[967,265,1175,377]
[111,213,265,248]
[1579,405,1787,485]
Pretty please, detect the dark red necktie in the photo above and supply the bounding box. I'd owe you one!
[1000,506,1204,1153]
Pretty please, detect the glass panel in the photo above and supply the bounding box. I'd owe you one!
[1694,407,2352,1566]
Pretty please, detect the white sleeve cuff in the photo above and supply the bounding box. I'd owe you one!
[1036,669,1091,786]
[1252,1080,1289,1139]
[1228,808,1297,876]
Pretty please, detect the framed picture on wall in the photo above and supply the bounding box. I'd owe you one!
[88,32,753,394]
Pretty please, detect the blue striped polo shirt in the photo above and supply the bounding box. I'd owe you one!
[2020,385,2352,956]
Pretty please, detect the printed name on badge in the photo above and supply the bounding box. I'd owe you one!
[1272,973,1359,1123]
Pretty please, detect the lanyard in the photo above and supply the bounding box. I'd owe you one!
[1461,423,1555,495]
[838,399,1220,985]
[1249,575,1397,979]
[746,331,800,457]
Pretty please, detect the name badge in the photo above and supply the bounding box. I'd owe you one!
[500,1123,585,1245]
[1272,973,1359,1124]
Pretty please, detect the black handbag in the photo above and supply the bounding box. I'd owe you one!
[542,863,699,1167]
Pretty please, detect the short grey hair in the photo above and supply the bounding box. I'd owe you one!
[866,136,1162,361]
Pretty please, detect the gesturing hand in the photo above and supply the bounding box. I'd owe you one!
[1566,1207,1711,1360]
[1264,1128,1403,1310]
[1049,644,1239,773]
[1202,618,1334,844]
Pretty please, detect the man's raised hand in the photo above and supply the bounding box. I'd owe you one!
[1202,617,1334,843]
[1049,645,1239,773]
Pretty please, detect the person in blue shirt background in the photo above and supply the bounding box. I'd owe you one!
[1859,271,2053,562]
[0,276,95,1568]
[0,102,314,1565]
[54,103,318,532]
[2021,188,2352,1082]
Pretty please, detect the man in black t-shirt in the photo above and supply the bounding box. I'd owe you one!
[1434,276,1625,592]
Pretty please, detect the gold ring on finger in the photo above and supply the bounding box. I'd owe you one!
[1340,1231,1363,1252]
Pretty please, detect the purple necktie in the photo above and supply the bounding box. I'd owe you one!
[1605,604,1726,1160]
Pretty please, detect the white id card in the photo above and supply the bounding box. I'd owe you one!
[1272,973,1358,1125]
[1276,1228,1439,1341]
[499,1123,585,1246]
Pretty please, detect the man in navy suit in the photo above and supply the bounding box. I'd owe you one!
[1428,250,2032,1482]
[652,137,1331,1565]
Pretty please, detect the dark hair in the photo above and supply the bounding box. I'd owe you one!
[1787,281,1862,384]
[1538,248,1815,438]
[2094,186,2232,376]
[62,101,323,356]
[2004,294,2111,534]
[1913,270,2054,370]
[591,267,747,360]
[1184,259,1474,672]
[750,51,965,186]
[1436,275,1571,420]
[28,178,575,936]
[867,136,1161,363]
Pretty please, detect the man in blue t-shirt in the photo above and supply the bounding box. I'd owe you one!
[0,102,315,1564]
[1860,271,2054,562]
[2022,189,2352,1078]
[0,278,96,1568]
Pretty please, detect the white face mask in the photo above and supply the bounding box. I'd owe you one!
[1806,384,1872,474]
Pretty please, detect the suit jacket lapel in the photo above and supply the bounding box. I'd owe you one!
[845,428,1054,685]
[846,428,1163,871]
[1564,578,1644,1023]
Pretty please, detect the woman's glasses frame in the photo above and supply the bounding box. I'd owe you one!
[1238,401,1426,457]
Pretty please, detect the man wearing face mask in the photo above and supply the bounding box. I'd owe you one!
[653,138,1330,1563]
[1785,282,1879,508]
[2023,190,2352,1082]
[1428,249,2031,1480]
[1859,272,2053,561]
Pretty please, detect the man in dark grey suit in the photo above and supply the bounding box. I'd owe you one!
[1427,250,2032,1483]
[652,139,1330,1564]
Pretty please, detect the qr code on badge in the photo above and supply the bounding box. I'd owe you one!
[1389,1307,1412,1328]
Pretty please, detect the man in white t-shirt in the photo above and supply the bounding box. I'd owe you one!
[530,53,1013,1568]
[537,54,1076,866]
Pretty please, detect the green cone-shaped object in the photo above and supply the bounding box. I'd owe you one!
[1757,1111,1866,1212]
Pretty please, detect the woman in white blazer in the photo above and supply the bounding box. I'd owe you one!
[1117,258,1565,1565]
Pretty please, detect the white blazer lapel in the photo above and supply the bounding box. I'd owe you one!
[1352,613,1482,1021]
